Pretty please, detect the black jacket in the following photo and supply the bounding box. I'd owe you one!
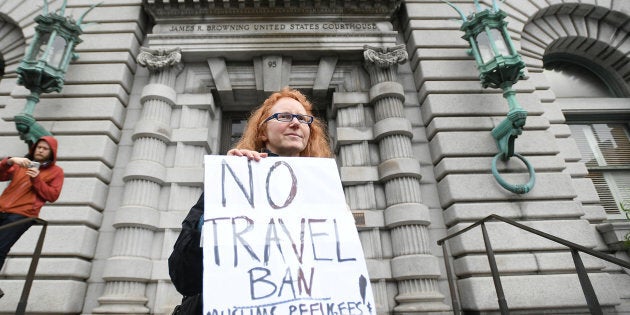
[169,151,280,314]
[169,193,204,314]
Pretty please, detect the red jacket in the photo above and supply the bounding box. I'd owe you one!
[0,136,64,217]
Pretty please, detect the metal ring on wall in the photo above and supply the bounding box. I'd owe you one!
[491,152,535,194]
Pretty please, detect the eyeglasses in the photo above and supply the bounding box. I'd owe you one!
[263,112,314,125]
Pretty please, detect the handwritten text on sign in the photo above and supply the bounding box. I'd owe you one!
[203,156,375,315]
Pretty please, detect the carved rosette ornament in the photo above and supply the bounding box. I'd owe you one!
[137,47,182,72]
[363,44,408,68]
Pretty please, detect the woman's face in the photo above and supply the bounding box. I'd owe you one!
[262,97,311,157]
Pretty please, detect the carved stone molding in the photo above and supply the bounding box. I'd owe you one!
[363,44,408,68]
[144,0,402,20]
[137,47,182,72]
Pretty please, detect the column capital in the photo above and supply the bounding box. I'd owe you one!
[363,44,408,68]
[137,47,183,72]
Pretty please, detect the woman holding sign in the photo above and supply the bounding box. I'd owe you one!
[169,87,331,314]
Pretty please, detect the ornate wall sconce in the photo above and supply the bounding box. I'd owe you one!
[15,0,99,146]
[444,0,535,194]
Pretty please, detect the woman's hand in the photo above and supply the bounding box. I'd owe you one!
[227,149,268,161]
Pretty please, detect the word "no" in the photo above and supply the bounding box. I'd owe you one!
[221,159,297,209]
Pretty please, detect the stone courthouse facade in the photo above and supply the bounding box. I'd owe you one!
[0,0,629,314]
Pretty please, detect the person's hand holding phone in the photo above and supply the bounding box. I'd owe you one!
[26,161,40,178]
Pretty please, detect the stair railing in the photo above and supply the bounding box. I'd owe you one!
[0,217,48,315]
[437,214,630,315]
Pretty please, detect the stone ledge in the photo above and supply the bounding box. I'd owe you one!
[457,273,619,310]
[102,256,153,281]
[52,120,123,143]
[445,220,596,256]
[378,157,421,181]
[332,92,370,109]
[65,64,134,92]
[434,155,565,181]
[39,205,103,228]
[114,205,160,229]
[421,93,543,124]
[1,257,91,278]
[373,117,412,141]
[132,119,172,142]
[391,254,441,279]
[564,162,588,177]
[11,84,131,105]
[385,203,430,228]
[336,126,373,144]
[426,116,550,140]
[340,166,379,185]
[429,130,559,164]
[74,51,139,72]
[572,177,599,204]
[166,167,205,184]
[352,209,384,228]
[56,177,109,210]
[369,81,404,103]
[141,83,177,106]
[437,173,576,209]
[78,4,144,23]
[80,33,141,54]
[56,160,114,183]
[365,258,392,280]
[452,252,605,277]
[581,205,607,223]
[3,98,126,129]
[597,222,630,250]
[11,225,98,258]
[152,259,170,280]
[123,159,167,184]
[0,280,86,313]
[442,200,584,226]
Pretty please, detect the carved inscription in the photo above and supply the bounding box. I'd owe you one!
[160,22,380,34]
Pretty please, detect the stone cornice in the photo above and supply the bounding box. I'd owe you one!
[143,0,402,21]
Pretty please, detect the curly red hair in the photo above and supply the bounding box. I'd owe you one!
[233,87,332,158]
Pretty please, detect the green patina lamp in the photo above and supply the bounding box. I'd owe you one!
[15,0,98,147]
[444,0,535,194]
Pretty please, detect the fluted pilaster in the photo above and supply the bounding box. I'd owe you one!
[334,92,395,313]
[93,47,183,314]
[363,45,448,313]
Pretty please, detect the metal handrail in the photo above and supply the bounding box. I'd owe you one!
[0,217,48,315]
[437,214,630,315]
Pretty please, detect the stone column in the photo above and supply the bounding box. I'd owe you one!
[334,92,397,313]
[363,45,449,313]
[94,47,183,314]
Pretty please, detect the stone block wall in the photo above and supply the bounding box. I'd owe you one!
[0,0,627,313]
[0,0,145,313]
[401,0,626,313]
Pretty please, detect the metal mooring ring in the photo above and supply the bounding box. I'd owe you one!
[491,153,536,194]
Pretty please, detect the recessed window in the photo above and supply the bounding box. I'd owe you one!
[545,55,630,218]
[543,63,613,98]
[220,112,248,154]
[569,123,630,217]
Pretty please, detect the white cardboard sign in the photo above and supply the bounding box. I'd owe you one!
[203,155,375,315]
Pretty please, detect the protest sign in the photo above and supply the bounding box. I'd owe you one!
[203,155,375,315]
